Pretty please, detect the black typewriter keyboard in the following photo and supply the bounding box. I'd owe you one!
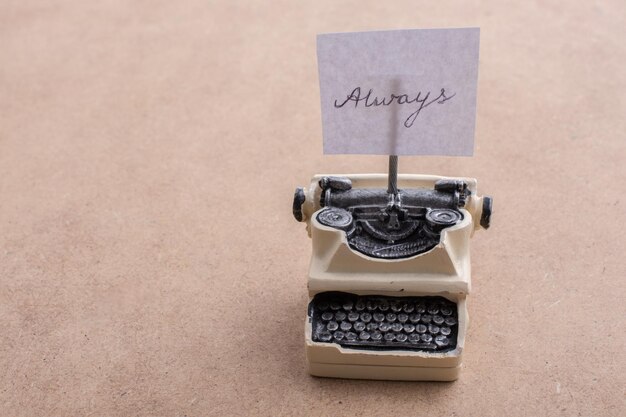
[309,292,458,352]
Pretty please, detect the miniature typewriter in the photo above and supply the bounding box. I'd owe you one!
[293,167,492,381]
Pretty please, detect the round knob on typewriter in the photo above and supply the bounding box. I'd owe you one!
[292,187,306,222]
[480,196,493,229]
[425,208,462,231]
[317,207,354,231]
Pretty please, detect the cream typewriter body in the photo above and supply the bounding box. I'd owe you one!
[293,173,492,381]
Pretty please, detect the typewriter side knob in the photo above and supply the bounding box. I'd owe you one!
[480,196,493,229]
[293,187,306,222]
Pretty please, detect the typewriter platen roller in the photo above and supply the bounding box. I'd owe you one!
[293,174,492,381]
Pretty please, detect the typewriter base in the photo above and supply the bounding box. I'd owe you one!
[308,362,461,381]
[305,342,463,381]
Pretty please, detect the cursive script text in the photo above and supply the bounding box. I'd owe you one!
[333,87,456,128]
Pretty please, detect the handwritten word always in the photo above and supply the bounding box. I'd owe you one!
[333,87,456,128]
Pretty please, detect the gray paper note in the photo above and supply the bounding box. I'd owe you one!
[317,28,480,156]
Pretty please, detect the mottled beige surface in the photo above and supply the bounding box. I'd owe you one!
[0,1,625,416]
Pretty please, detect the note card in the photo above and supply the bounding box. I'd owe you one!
[317,28,480,156]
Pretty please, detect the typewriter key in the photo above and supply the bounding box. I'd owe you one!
[433,315,445,325]
[345,332,357,341]
[440,327,451,336]
[340,322,352,331]
[416,324,427,334]
[379,301,390,312]
[321,312,333,321]
[421,334,433,343]
[333,331,345,341]
[360,313,372,323]
[435,335,449,347]
[359,331,370,340]
[327,321,339,331]
[370,331,382,340]
[379,323,391,332]
[355,300,366,311]
[421,314,432,324]
[427,305,439,315]
[343,301,354,311]
[353,322,366,332]
[347,312,359,322]
[386,313,397,322]
[396,333,408,342]
[409,313,421,323]
[390,302,402,313]
[366,322,379,331]
[335,311,347,321]
[397,313,408,323]
[384,333,396,341]
[391,323,403,332]
[403,324,415,333]
[429,324,440,334]
[409,334,420,343]
[402,303,415,313]
[445,317,457,326]
[330,301,341,311]
[319,332,332,342]
[373,313,385,322]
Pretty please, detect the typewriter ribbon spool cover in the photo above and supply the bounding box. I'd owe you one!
[292,29,492,381]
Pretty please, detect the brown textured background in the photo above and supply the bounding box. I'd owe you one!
[1,1,625,416]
